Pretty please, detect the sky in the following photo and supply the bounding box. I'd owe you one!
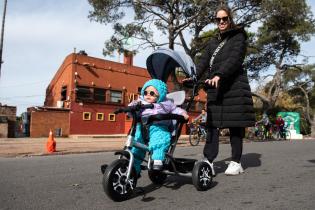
[0,0,315,115]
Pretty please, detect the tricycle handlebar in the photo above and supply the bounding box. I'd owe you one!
[114,103,154,114]
[145,114,188,124]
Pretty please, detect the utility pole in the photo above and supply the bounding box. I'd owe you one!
[0,0,8,77]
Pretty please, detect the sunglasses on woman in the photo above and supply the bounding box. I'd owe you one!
[144,90,159,97]
[215,16,229,23]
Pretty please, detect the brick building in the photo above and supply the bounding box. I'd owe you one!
[0,104,17,138]
[29,51,206,137]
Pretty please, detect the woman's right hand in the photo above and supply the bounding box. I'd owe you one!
[205,76,220,88]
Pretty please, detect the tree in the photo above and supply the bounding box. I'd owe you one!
[88,0,261,58]
[88,0,262,90]
[283,64,315,136]
[246,0,315,113]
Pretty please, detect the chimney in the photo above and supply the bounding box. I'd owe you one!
[123,50,133,66]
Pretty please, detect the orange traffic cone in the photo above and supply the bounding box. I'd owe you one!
[46,129,56,153]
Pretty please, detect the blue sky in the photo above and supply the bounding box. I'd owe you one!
[0,0,315,115]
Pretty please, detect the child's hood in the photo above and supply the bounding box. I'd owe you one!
[141,79,168,103]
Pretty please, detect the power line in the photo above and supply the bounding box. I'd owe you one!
[0,94,44,100]
[0,80,50,88]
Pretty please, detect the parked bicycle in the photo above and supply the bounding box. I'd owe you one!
[188,121,206,146]
[251,122,273,140]
[272,125,291,140]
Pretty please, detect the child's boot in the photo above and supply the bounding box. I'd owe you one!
[153,160,163,170]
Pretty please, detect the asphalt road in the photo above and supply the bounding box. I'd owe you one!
[1,139,315,210]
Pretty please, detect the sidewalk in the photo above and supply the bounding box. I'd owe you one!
[2,135,310,158]
[0,135,193,158]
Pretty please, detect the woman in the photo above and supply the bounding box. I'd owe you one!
[193,6,255,175]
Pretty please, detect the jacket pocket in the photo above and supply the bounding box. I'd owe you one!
[207,87,219,102]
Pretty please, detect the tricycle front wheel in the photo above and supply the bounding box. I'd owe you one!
[102,159,137,202]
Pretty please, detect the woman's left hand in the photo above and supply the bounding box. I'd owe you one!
[205,76,220,88]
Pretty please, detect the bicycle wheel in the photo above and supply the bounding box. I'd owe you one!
[189,130,200,146]
[285,130,291,140]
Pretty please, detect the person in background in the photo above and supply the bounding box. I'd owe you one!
[275,115,285,138]
[258,113,271,138]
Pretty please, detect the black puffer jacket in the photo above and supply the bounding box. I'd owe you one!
[196,26,255,128]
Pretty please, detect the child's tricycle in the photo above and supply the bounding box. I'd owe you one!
[101,48,213,201]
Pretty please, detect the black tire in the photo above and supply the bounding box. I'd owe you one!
[102,159,137,202]
[189,130,200,146]
[285,130,291,140]
[257,131,263,141]
[192,162,213,191]
[148,170,167,184]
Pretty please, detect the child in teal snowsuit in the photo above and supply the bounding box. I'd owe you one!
[129,79,189,174]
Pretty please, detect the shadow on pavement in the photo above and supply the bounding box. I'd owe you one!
[214,153,262,174]
[133,175,218,202]
[308,159,315,164]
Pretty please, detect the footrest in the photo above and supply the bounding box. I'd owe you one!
[140,165,147,170]
[172,158,197,173]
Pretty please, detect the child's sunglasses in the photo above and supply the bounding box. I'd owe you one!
[144,90,158,97]
[215,16,229,23]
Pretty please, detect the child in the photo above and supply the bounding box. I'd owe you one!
[129,79,189,174]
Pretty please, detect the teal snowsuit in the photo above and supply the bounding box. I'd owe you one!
[130,79,186,174]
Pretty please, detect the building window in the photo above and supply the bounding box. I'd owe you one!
[125,114,131,121]
[108,113,116,121]
[76,86,92,102]
[83,112,91,120]
[96,113,104,121]
[109,90,122,103]
[94,88,106,103]
[61,86,67,101]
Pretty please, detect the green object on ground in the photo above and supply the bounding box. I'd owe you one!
[277,112,300,134]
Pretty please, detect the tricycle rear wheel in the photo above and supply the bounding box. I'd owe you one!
[148,170,167,184]
[192,161,213,191]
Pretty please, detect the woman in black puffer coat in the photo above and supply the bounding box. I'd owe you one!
[195,6,255,176]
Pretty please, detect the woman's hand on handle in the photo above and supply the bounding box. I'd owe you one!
[205,76,220,88]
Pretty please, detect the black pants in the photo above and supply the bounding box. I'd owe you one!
[203,127,245,163]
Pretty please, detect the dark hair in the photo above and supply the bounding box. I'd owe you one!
[215,5,236,29]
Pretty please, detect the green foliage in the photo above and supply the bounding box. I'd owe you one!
[88,0,262,57]
[246,0,315,78]
[283,64,315,108]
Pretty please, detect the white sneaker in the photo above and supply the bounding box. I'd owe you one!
[202,158,216,176]
[225,161,244,175]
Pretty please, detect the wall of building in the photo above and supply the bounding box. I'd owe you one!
[44,53,74,107]
[0,123,8,138]
[35,52,206,136]
[69,103,126,135]
[30,109,70,137]
[0,105,17,137]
